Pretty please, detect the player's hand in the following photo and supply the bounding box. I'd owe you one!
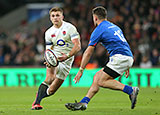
[125,69,130,78]
[57,52,68,62]
[73,71,83,84]
[44,61,51,68]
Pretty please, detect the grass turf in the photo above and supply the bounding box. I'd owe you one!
[0,87,160,115]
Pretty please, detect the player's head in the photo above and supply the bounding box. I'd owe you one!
[49,7,64,27]
[92,6,107,26]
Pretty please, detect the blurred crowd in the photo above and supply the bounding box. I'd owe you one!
[0,0,160,68]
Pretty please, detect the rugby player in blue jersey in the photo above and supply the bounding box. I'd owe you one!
[65,6,139,111]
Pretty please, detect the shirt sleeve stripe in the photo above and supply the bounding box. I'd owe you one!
[46,42,53,45]
[71,34,79,38]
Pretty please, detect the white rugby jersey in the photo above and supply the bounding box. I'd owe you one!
[45,21,80,66]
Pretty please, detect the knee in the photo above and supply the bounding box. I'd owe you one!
[45,75,55,85]
[95,72,107,87]
[93,71,100,83]
[45,79,53,85]
[93,71,103,87]
[97,79,105,87]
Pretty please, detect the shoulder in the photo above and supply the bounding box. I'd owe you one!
[92,24,105,35]
[63,21,77,29]
[45,26,54,34]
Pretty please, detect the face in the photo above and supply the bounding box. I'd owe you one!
[50,11,64,26]
[93,14,98,26]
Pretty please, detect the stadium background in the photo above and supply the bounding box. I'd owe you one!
[0,0,160,114]
[0,0,160,68]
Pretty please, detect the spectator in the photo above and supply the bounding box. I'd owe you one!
[150,48,159,66]
[0,0,160,67]
[140,55,152,68]
[0,47,4,65]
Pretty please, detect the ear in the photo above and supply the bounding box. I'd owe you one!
[95,16,98,21]
[93,14,98,21]
[95,15,99,21]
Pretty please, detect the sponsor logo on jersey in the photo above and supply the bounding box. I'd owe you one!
[51,34,56,37]
[57,39,65,46]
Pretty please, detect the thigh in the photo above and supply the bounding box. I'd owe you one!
[49,77,64,92]
[45,67,57,84]
[96,69,114,82]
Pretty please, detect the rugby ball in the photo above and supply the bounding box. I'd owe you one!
[44,49,59,67]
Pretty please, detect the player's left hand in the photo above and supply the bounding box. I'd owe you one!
[125,69,130,78]
[73,71,83,84]
[57,52,68,62]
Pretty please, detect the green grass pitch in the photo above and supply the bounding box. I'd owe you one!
[0,87,160,115]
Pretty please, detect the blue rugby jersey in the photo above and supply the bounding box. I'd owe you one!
[88,20,133,57]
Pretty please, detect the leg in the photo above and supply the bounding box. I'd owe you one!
[65,70,102,111]
[65,55,139,111]
[97,69,125,90]
[47,77,64,95]
[33,76,64,104]
[86,68,139,109]
[31,67,57,110]
[45,66,57,85]
[81,69,125,103]
[86,68,133,99]
[65,68,138,111]
[85,70,101,99]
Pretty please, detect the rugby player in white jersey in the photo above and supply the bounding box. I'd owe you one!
[31,7,81,110]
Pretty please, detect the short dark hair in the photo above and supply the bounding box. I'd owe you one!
[92,6,107,19]
[49,7,63,14]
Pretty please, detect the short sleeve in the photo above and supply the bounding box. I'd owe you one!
[88,28,102,47]
[68,24,80,40]
[45,31,52,50]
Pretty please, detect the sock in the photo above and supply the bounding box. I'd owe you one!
[80,97,90,104]
[34,83,49,105]
[46,88,50,95]
[123,85,133,95]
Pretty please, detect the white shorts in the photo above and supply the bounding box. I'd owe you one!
[105,54,134,77]
[56,57,74,80]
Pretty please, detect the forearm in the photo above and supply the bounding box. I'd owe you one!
[68,39,81,57]
[73,46,94,84]
[68,43,81,57]
[57,39,81,62]
[80,50,92,69]
[80,46,94,69]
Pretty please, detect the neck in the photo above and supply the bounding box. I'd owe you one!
[54,21,63,28]
[97,19,106,26]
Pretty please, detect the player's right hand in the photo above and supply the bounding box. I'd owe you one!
[44,61,51,68]
[73,71,83,84]
[57,52,68,62]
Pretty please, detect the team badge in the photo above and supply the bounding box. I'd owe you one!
[63,31,66,35]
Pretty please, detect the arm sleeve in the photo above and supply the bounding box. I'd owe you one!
[88,28,102,47]
[68,24,80,40]
[45,31,52,50]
